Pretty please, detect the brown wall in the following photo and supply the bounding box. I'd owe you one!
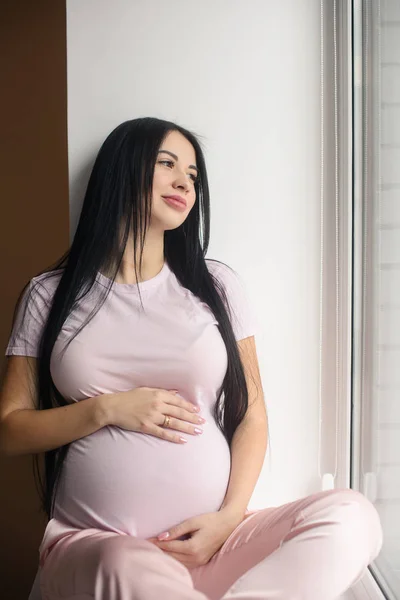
[0,2,69,598]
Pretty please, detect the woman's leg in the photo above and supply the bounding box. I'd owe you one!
[40,528,208,600]
[190,488,383,600]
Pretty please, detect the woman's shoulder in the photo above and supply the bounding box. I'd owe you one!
[204,258,257,340]
[27,269,64,305]
[205,258,242,287]
[30,269,64,293]
[205,258,236,276]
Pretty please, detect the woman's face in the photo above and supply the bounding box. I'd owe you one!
[150,130,198,231]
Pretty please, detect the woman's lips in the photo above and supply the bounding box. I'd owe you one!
[162,196,187,212]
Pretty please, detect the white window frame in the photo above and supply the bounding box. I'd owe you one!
[320,2,395,598]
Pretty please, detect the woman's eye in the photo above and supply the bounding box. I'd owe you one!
[158,160,197,183]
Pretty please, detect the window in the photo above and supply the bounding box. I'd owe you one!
[321,2,399,598]
[352,1,400,597]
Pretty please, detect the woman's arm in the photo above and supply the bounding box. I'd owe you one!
[0,397,108,457]
[0,356,108,456]
[220,336,268,518]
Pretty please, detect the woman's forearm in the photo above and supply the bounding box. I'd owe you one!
[220,412,268,518]
[0,394,110,457]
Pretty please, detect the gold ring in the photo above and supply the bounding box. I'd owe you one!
[163,415,171,428]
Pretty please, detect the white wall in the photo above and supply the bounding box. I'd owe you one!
[66,0,322,508]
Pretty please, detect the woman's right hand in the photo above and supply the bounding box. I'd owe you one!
[102,387,206,444]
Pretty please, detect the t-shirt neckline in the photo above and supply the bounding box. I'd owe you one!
[95,260,170,293]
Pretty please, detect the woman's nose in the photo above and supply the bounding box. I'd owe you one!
[173,172,190,191]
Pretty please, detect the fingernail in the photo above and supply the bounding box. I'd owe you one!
[158,532,170,540]
[194,428,203,435]
[193,405,200,412]
[180,437,188,444]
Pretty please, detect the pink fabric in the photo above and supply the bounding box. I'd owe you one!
[39,488,383,600]
[5,259,257,558]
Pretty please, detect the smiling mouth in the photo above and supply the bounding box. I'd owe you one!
[162,195,187,206]
[162,196,187,211]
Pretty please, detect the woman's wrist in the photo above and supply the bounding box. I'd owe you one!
[94,393,117,428]
[219,503,247,522]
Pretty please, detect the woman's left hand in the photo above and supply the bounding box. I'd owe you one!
[146,508,244,569]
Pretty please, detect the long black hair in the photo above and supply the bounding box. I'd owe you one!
[10,117,264,520]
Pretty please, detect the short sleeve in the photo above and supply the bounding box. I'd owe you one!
[5,278,52,357]
[206,259,257,341]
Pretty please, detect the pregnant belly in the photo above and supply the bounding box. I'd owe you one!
[53,419,231,539]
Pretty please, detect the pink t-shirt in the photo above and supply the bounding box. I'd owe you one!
[5,259,257,564]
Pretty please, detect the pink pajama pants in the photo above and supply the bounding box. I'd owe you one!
[39,488,383,600]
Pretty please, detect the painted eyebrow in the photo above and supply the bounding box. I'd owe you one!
[157,150,198,174]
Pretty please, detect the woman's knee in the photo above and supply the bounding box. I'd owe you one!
[319,488,383,562]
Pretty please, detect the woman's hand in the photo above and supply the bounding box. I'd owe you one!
[146,509,244,569]
[98,387,205,444]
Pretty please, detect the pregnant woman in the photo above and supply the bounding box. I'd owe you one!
[0,117,382,599]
